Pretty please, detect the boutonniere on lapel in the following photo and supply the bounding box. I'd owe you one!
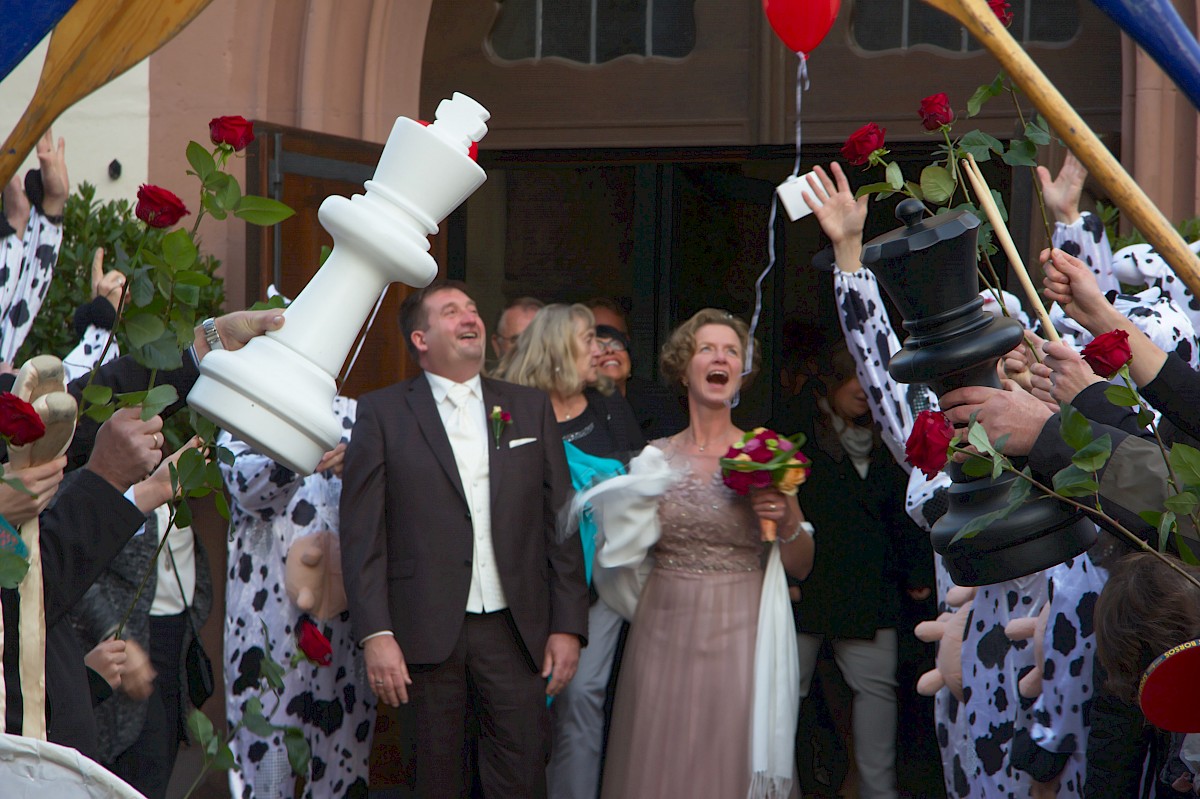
[491,406,512,449]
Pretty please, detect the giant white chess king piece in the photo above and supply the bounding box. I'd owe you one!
[188,93,490,474]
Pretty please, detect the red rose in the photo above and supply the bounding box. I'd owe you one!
[840,123,887,166]
[724,467,773,496]
[906,410,954,479]
[501,411,512,423]
[135,185,190,229]
[918,93,954,131]
[988,0,1013,26]
[0,393,44,446]
[1080,330,1132,378]
[742,437,774,464]
[208,115,255,151]
[296,618,332,666]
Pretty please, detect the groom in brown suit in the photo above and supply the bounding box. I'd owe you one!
[340,280,588,797]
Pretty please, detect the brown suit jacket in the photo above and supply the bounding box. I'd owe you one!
[340,372,588,667]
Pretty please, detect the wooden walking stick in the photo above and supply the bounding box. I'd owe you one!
[960,153,1061,343]
[0,0,214,187]
[921,0,1200,299]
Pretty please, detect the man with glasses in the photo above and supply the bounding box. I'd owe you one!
[491,296,544,360]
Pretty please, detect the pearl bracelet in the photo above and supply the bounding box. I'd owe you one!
[779,520,814,544]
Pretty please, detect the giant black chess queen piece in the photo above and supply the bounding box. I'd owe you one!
[862,198,1096,585]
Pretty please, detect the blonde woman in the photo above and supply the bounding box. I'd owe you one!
[494,302,643,799]
[601,309,814,799]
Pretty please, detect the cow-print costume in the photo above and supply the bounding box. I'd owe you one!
[1111,239,1200,343]
[0,207,62,362]
[1053,212,1120,296]
[218,396,375,799]
[1051,213,1200,369]
[1022,555,1107,798]
[63,295,121,382]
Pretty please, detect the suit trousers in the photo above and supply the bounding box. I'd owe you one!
[547,598,625,799]
[796,628,899,799]
[408,610,550,799]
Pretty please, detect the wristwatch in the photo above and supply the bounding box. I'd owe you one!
[201,317,224,352]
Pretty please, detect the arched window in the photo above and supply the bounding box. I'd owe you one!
[489,0,696,63]
[851,0,1079,54]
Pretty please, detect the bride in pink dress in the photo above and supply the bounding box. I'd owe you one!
[600,309,815,799]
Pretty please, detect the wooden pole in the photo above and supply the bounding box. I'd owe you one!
[922,0,1200,298]
[0,0,214,187]
[961,154,1060,342]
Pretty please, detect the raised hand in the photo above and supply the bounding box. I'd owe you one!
[805,162,869,272]
[1035,151,1085,226]
[36,127,68,218]
[1041,247,1114,334]
[91,248,126,311]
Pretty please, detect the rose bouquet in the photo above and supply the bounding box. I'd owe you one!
[720,427,811,540]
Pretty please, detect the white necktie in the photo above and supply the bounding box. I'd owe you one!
[446,383,481,461]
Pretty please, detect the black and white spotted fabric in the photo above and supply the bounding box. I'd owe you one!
[218,396,374,799]
[63,326,119,382]
[0,208,62,363]
[1111,240,1200,345]
[1053,213,1120,297]
[1052,213,1200,368]
[1027,555,1108,798]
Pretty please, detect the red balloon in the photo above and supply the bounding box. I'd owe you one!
[763,0,841,54]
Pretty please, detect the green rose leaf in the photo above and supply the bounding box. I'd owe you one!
[1071,434,1112,472]
[0,550,30,589]
[961,454,993,478]
[1177,534,1200,565]
[920,165,956,205]
[1158,511,1177,553]
[174,498,193,529]
[1164,491,1200,517]
[1103,384,1140,408]
[140,384,179,419]
[1052,464,1099,497]
[162,229,198,272]
[1136,408,1155,429]
[216,173,242,212]
[201,192,228,221]
[186,141,215,181]
[967,74,1004,117]
[242,696,275,736]
[1002,139,1038,168]
[1170,443,1200,488]
[84,403,117,424]
[959,130,1004,162]
[174,282,200,306]
[1023,120,1052,146]
[212,742,237,771]
[885,162,904,191]
[989,189,1009,223]
[855,182,897,199]
[131,330,184,371]
[951,470,1030,543]
[284,727,312,776]
[187,708,216,754]
[215,491,230,520]
[1059,403,1093,451]
[124,314,166,349]
[235,196,295,227]
[81,384,113,407]
[967,421,997,458]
